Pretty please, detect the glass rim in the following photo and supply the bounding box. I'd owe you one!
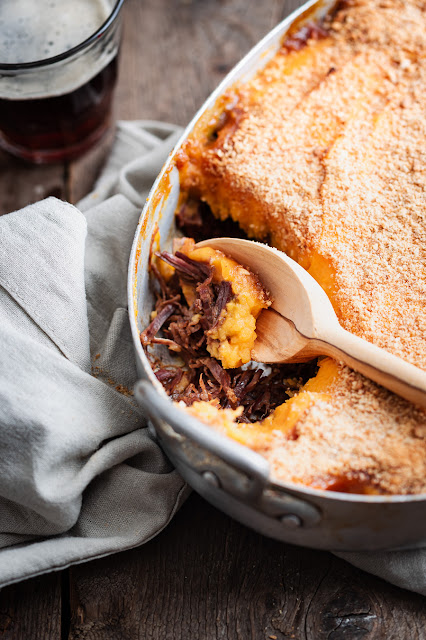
[0,0,125,72]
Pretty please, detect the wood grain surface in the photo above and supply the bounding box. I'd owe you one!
[0,1,425,638]
[66,494,426,640]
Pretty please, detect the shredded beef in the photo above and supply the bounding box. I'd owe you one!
[212,280,232,328]
[140,303,177,345]
[176,199,253,243]
[141,246,318,422]
[157,250,212,282]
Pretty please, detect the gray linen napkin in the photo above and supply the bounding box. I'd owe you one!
[0,121,187,588]
[0,121,424,596]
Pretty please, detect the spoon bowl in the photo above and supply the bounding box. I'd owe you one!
[197,237,426,409]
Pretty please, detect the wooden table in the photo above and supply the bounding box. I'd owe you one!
[0,1,425,638]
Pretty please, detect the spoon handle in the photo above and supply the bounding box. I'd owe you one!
[317,326,426,409]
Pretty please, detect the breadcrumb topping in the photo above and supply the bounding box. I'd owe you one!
[264,364,426,494]
[178,0,426,494]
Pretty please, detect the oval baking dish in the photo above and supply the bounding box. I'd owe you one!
[127,0,426,551]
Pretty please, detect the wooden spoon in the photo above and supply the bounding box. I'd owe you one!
[196,237,426,409]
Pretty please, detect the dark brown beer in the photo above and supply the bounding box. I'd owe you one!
[0,0,123,163]
[0,56,118,163]
[0,57,117,162]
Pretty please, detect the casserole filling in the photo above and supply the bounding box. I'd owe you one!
[142,240,318,422]
[142,0,426,495]
[178,240,271,369]
[142,241,426,496]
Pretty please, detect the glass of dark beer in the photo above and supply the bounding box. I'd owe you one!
[0,0,124,164]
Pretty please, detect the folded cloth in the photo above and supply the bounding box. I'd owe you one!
[0,121,424,596]
[0,121,187,588]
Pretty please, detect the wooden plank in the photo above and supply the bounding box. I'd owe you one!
[68,493,426,640]
[114,0,302,126]
[0,573,62,640]
[0,150,65,216]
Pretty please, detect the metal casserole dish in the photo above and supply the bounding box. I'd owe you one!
[128,0,426,551]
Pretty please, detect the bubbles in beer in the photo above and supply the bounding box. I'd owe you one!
[0,0,112,64]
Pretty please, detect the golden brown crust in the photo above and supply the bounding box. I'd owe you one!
[264,364,426,495]
[176,0,426,494]
[187,358,426,495]
[179,0,426,368]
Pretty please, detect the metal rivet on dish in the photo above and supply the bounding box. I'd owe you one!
[202,471,220,488]
[280,514,302,528]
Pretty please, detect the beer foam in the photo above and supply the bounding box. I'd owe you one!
[0,0,113,64]
[0,0,120,99]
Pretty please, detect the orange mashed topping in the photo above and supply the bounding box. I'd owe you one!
[170,0,426,494]
[180,242,271,368]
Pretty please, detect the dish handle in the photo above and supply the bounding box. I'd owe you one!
[134,380,321,528]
